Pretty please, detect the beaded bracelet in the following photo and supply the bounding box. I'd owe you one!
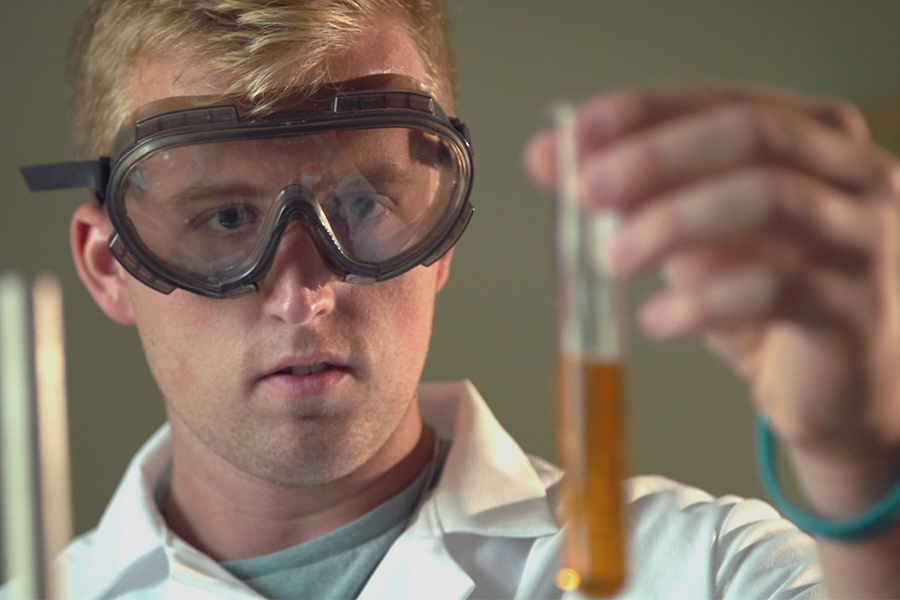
[756,416,900,541]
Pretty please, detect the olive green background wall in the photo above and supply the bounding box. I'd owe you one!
[2,1,900,540]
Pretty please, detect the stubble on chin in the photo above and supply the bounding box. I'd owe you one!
[168,384,419,489]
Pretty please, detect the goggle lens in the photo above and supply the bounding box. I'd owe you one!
[120,125,464,288]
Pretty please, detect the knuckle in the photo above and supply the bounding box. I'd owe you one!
[818,99,870,140]
[583,86,648,134]
[751,167,799,225]
[706,267,778,324]
[733,104,790,159]
[609,86,653,125]
[607,85,645,108]
[866,157,900,198]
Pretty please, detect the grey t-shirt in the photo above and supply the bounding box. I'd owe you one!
[222,439,449,599]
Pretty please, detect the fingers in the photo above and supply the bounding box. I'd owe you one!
[640,267,778,339]
[524,83,875,195]
[579,105,898,212]
[661,242,807,290]
[575,83,873,150]
[640,262,872,343]
[609,168,879,276]
[627,170,892,343]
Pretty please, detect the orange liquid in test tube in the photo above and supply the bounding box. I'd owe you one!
[556,359,627,597]
[554,102,629,597]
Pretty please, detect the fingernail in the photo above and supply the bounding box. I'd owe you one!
[640,296,691,339]
[640,298,670,337]
[578,97,622,141]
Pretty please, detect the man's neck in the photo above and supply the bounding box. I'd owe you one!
[161,420,435,562]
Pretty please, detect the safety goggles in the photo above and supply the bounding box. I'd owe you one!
[21,74,474,298]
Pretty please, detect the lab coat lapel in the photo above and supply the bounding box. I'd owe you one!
[421,381,562,536]
[357,503,475,600]
[357,382,561,600]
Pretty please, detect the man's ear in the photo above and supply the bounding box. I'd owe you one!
[71,202,135,325]
[434,247,454,292]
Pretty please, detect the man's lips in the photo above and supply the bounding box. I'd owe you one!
[262,354,350,379]
[273,363,331,377]
[259,357,352,398]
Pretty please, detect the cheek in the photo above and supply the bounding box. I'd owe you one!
[127,283,237,398]
[367,268,439,363]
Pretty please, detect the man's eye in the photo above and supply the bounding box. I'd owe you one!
[347,196,377,219]
[204,205,257,231]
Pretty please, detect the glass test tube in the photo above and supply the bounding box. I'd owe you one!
[554,103,629,598]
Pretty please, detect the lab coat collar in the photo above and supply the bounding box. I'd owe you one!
[361,380,562,600]
[358,499,476,600]
[419,380,562,538]
[66,425,175,598]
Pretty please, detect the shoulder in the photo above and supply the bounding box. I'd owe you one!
[628,474,780,520]
[627,474,803,550]
[625,475,823,599]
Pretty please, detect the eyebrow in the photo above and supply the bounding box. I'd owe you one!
[353,163,421,188]
[167,182,269,207]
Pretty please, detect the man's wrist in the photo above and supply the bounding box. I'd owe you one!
[758,417,900,540]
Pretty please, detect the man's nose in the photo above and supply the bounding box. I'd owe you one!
[258,219,339,324]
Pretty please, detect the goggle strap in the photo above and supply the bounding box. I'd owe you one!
[20,158,110,202]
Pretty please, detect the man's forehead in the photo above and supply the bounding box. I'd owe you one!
[126,54,224,115]
[124,15,431,117]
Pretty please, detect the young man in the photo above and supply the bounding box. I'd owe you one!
[17,0,900,598]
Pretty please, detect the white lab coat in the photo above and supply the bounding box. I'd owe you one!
[47,381,822,599]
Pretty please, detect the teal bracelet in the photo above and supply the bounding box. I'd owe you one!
[756,416,900,541]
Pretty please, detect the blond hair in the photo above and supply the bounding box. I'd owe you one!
[67,0,457,159]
